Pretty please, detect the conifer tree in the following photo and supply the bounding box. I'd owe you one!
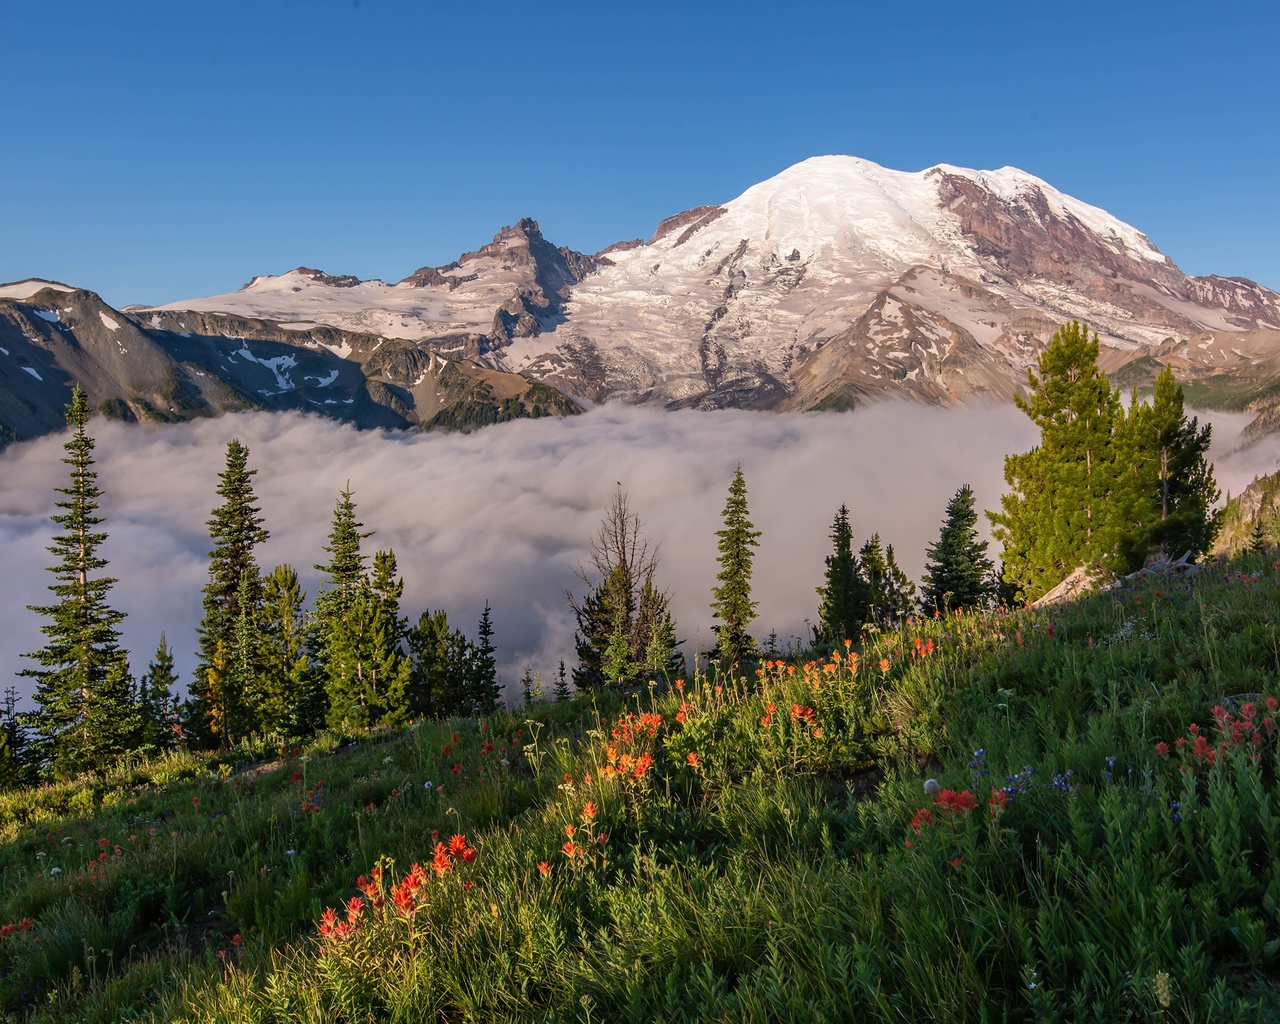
[570,491,679,688]
[1139,367,1220,559]
[20,386,129,777]
[139,634,179,754]
[519,667,536,709]
[1250,518,1269,555]
[816,504,861,645]
[921,484,994,614]
[193,439,269,746]
[989,322,1123,600]
[553,659,571,702]
[469,602,500,713]
[407,609,454,719]
[858,534,888,629]
[0,689,30,790]
[82,652,143,767]
[710,465,761,669]
[253,565,310,734]
[883,544,918,626]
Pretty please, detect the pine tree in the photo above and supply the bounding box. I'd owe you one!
[553,659,571,702]
[1249,518,1269,555]
[989,322,1123,601]
[82,652,143,767]
[139,634,179,754]
[19,386,129,777]
[1143,367,1220,559]
[0,689,30,790]
[570,491,679,689]
[858,534,888,629]
[519,667,536,709]
[921,484,995,614]
[710,465,761,669]
[883,544,918,626]
[193,439,269,746]
[816,504,861,645]
[469,602,500,714]
[253,565,310,734]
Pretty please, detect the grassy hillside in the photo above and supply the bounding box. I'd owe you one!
[3,552,1280,1021]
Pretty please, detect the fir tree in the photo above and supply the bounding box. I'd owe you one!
[193,439,269,747]
[253,565,310,734]
[19,386,129,777]
[570,491,679,689]
[858,534,888,629]
[816,504,861,645]
[324,578,411,730]
[0,689,30,790]
[407,609,454,719]
[989,322,1123,601]
[82,652,142,767]
[921,484,995,614]
[1249,518,1269,555]
[553,659,571,702]
[883,544,918,626]
[710,465,761,669]
[469,602,500,713]
[139,634,179,754]
[519,667,536,709]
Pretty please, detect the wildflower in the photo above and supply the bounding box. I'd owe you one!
[923,778,940,797]
[565,823,577,838]
[686,752,701,769]
[988,788,1010,815]
[424,781,433,790]
[231,934,242,947]
[1155,741,1169,757]
[538,861,551,876]
[949,857,963,870]
[582,801,597,823]
[910,807,932,830]
[562,840,580,859]
[879,658,890,673]
[192,797,200,808]
[935,789,978,814]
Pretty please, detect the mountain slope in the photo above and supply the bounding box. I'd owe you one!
[147,156,1280,415]
[0,281,579,447]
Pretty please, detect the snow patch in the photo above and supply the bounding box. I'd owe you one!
[0,280,74,300]
[32,309,60,324]
[22,366,42,380]
[99,311,122,332]
[305,369,340,387]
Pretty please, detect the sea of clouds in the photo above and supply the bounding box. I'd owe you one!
[1,402,1275,707]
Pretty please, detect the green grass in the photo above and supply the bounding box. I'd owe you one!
[3,553,1280,1021]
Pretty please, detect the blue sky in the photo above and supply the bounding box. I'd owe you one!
[3,0,1277,308]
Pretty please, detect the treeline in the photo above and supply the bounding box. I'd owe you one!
[3,321,1223,782]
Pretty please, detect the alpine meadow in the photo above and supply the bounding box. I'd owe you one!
[3,312,1280,1021]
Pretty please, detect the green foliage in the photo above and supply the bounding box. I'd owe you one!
[816,504,859,643]
[138,634,179,756]
[19,385,130,778]
[191,439,270,748]
[4,557,1280,1020]
[921,483,994,613]
[251,565,310,733]
[571,491,680,690]
[990,322,1123,600]
[711,465,760,668]
[991,325,1220,601]
[406,609,473,719]
[469,602,499,714]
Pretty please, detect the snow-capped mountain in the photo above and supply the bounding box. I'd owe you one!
[144,156,1280,416]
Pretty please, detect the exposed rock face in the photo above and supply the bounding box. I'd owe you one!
[0,285,580,447]
[38,155,1280,427]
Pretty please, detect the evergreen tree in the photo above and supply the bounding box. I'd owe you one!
[313,485,370,608]
[858,534,888,629]
[989,322,1123,601]
[921,484,995,614]
[816,504,861,645]
[1140,367,1220,560]
[1250,517,1269,555]
[710,465,761,669]
[553,659,571,702]
[19,386,129,777]
[883,544,918,626]
[469,602,500,714]
[570,491,679,689]
[324,578,412,730]
[519,667,536,709]
[407,609,454,719]
[139,634,179,755]
[193,439,269,746]
[82,652,142,767]
[254,565,310,734]
[0,689,30,790]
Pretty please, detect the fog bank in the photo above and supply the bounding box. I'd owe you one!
[1,402,1272,706]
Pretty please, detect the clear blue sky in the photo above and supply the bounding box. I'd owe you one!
[3,0,1277,308]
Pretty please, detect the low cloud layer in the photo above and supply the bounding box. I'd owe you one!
[1,402,1274,706]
